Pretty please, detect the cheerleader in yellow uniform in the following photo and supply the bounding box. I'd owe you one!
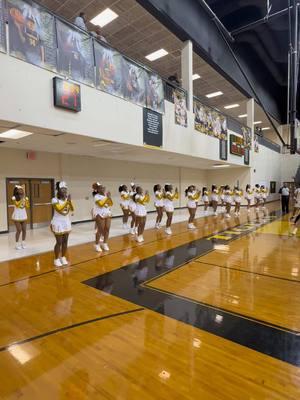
[224,185,233,218]
[234,186,243,216]
[186,185,200,229]
[129,183,137,235]
[153,184,164,229]
[119,184,130,229]
[254,184,262,210]
[51,182,74,267]
[244,184,253,213]
[93,182,113,252]
[134,186,150,243]
[202,187,209,213]
[11,185,30,250]
[163,184,179,235]
[260,185,268,208]
[211,185,219,216]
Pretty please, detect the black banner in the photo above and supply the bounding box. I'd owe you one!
[0,0,6,53]
[56,19,94,86]
[244,147,250,165]
[219,139,228,161]
[94,40,123,98]
[143,108,162,147]
[7,0,56,70]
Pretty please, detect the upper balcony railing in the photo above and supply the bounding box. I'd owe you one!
[0,0,280,151]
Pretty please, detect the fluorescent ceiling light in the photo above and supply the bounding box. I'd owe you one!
[238,114,247,118]
[261,127,270,131]
[224,104,239,109]
[90,8,118,27]
[192,74,201,80]
[205,91,223,98]
[213,164,230,168]
[145,49,168,61]
[254,121,262,125]
[0,129,32,139]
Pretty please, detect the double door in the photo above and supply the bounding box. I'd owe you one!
[7,178,54,230]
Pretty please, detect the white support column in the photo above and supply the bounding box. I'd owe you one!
[246,98,254,149]
[181,40,193,111]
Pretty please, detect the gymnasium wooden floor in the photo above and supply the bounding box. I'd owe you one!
[0,202,300,399]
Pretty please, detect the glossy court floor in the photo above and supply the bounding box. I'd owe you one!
[0,202,300,399]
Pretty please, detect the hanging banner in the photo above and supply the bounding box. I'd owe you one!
[254,134,259,153]
[143,108,162,147]
[145,72,165,114]
[0,0,6,53]
[56,19,94,86]
[174,89,187,127]
[122,58,146,107]
[7,0,56,70]
[194,99,227,139]
[242,126,252,149]
[94,40,124,98]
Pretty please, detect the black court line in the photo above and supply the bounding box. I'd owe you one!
[194,259,300,284]
[0,308,144,352]
[0,213,256,288]
[84,211,300,367]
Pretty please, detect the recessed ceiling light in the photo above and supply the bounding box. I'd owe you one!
[261,127,270,131]
[0,129,32,139]
[90,8,118,27]
[192,74,201,80]
[205,91,223,98]
[254,121,262,125]
[145,49,168,61]
[238,114,247,118]
[224,104,239,109]
[213,164,230,168]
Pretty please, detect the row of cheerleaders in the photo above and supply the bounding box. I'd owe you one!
[11,182,271,267]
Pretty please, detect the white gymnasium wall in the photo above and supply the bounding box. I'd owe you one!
[280,154,300,183]
[0,53,247,167]
[0,148,210,231]
[251,145,282,201]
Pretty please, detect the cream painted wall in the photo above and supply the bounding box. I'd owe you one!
[0,148,209,231]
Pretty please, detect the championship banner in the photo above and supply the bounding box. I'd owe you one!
[230,134,244,156]
[174,89,187,127]
[242,126,252,149]
[0,0,6,53]
[94,40,123,99]
[194,99,227,139]
[145,72,165,114]
[122,58,146,107]
[56,19,94,86]
[7,0,56,70]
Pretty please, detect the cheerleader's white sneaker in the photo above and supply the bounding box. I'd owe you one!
[188,223,196,230]
[60,257,69,266]
[165,227,172,235]
[130,227,135,235]
[136,235,144,243]
[95,244,102,253]
[54,258,63,267]
[21,241,26,249]
[101,243,110,251]
[225,213,231,219]
[15,243,22,250]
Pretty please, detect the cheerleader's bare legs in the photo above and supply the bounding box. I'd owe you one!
[130,211,137,235]
[165,211,173,235]
[235,201,241,215]
[136,216,146,241]
[95,215,104,253]
[246,199,251,212]
[211,200,218,216]
[102,217,111,251]
[155,206,164,228]
[225,202,231,218]
[122,208,130,227]
[188,208,197,228]
[15,221,26,247]
[54,233,69,262]
[204,201,209,212]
